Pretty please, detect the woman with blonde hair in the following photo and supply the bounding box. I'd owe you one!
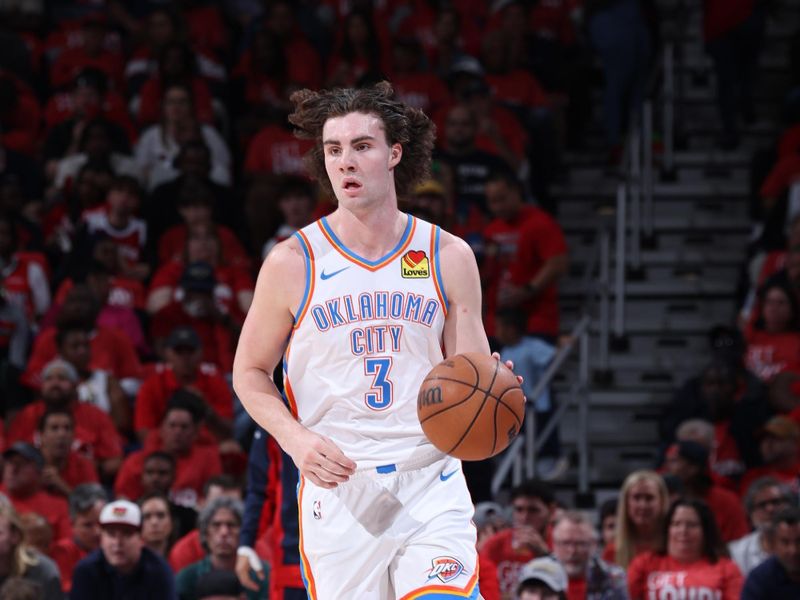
[0,503,63,599]
[604,470,670,568]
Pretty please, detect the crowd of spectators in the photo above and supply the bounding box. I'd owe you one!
[1,0,799,600]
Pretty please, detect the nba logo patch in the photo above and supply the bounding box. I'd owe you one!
[313,500,322,520]
[427,556,464,583]
[401,250,430,279]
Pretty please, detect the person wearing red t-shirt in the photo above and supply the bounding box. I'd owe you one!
[155,184,251,271]
[482,172,561,338]
[116,391,223,509]
[149,262,237,373]
[552,511,627,600]
[135,326,233,443]
[22,285,143,391]
[389,38,451,116]
[263,0,322,89]
[0,442,72,543]
[663,441,750,542]
[739,417,800,497]
[10,358,124,481]
[744,279,800,382]
[483,171,567,340]
[480,479,555,598]
[51,483,107,593]
[37,408,99,497]
[0,215,51,322]
[244,121,315,179]
[50,19,125,92]
[149,227,253,324]
[628,499,743,599]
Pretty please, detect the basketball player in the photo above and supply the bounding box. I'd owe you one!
[233,81,517,600]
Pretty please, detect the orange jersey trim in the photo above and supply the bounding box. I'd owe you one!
[398,569,480,600]
[296,477,318,599]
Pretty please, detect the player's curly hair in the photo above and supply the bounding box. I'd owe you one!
[288,81,436,199]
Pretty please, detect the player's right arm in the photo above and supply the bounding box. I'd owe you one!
[233,238,356,488]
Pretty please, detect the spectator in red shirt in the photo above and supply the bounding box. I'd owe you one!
[50,483,107,593]
[37,408,99,497]
[0,442,72,543]
[133,452,197,540]
[480,479,555,598]
[262,0,322,89]
[0,213,51,322]
[137,41,215,127]
[745,279,800,382]
[149,226,253,324]
[627,499,743,599]
[56,319,131,433]
[486,170,568,340]
[325,9,389,89]
[50,17,125,92]
[663,441,750,542]
[389,37,451,116]
[115,391,223,509]
[10,358,124,481]
[739,417,800,496]
[134,325,233,443]
[149,262,237,373]
[608,470,670,568]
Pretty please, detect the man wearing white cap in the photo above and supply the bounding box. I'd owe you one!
[70,499,176,599]
[516,556,568,600]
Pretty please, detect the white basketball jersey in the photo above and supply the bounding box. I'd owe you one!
[284,214,448,468]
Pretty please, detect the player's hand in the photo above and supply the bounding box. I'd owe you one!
[492,352,524,386]
[285,427,357,489]
[236,546,265,591]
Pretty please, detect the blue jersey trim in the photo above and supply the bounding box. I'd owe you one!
[433,226,449,310]
[293,231,312,324]
[320,213,413,267]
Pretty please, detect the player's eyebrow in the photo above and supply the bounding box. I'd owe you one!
[322,135,376,146]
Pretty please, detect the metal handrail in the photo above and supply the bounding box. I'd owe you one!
[491,314,592,497]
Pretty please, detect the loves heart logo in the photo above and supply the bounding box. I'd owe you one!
[401,250,430,279]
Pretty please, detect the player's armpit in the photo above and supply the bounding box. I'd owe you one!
[439,232,490,357]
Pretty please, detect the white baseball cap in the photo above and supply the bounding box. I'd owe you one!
[99,500,141,528]
[517,556,568,593]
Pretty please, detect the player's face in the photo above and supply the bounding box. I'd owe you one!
[322,112,402,209]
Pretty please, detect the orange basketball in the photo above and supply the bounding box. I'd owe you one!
[417,353,526,460]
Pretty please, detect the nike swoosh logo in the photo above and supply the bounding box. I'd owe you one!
[320,266,350,280]
[440,469,458,482]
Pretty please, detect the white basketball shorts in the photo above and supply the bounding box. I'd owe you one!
[297,453,480,599]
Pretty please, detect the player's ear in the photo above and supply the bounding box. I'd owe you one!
[389,143,402,168]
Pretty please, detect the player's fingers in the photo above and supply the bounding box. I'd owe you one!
[235,556,259,591]
[318,455,353,479]
[318,436,357,472]
[305,470,337,489]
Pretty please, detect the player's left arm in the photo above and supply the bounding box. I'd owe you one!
[440,232,490,357]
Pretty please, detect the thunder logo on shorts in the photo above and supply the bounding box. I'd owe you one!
[426,556,464,584]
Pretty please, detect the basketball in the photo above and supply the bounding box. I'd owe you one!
[417,353,526,461]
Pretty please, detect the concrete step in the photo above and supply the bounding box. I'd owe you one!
[566,244,746,266]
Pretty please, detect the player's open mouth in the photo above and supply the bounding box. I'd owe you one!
[343,179,362,190]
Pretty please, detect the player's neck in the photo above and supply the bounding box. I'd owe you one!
[327,204,407,261]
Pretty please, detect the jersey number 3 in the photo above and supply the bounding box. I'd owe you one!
[364,357,394,410]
